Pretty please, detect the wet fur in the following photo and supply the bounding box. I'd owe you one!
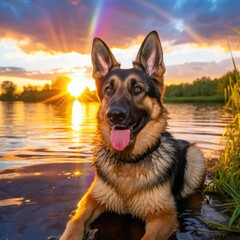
[60,31,206,240]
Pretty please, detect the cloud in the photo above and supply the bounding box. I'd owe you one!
[0,66,56,80]
[0,0,91,53]
[0,65,93,85]
[0,0,239,54]
[165,57,240,84]
[170,0,240,43]
[0,67,25,75]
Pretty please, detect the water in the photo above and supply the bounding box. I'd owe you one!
[0,101,237,240]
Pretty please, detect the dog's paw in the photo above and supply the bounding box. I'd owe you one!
[60,221,84,240]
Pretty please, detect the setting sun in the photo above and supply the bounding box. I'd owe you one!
[68,78,87,97]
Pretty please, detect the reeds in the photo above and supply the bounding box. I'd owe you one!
[207,38,240,230]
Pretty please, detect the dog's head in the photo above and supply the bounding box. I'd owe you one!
[91,31,168,157]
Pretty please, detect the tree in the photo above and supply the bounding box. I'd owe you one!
[51,76,71,93]
[0,81,17,100]
[216,71,239,95]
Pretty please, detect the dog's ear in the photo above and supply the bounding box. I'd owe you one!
[91,38,120,81]
[133,31,165,91]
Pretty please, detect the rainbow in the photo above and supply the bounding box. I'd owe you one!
[86,0,105,52]
[85,0,204,53]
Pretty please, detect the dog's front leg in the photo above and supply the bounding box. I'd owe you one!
[140,210,178,240]
[60,191,102,240]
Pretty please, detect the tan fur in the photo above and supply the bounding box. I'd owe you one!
[142,211,177,240]
[181,145,206,197]
[132,102,167,156]
[93,141,176,205]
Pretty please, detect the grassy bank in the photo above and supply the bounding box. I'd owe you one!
[205,55,240,230]
[164,95,224,103]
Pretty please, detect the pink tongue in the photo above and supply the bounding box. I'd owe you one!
[110,128,131,151]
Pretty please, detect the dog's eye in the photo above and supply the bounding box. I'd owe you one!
[104,86,112,95]
[133,85,143,95]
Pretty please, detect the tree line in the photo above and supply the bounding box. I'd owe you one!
[0,76,67,102]
[0,76,98,102]
[164,71,239,99]
[0,70,238,102]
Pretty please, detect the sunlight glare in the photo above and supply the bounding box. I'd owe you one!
[73,170,81,177]
[68,78,87,97]
[71,100,85,132]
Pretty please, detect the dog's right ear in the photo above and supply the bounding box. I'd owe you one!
[91,38,120,82]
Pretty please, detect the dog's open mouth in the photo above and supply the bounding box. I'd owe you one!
[110,117,149,151]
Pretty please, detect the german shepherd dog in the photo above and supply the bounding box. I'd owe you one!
[60,31,206,240]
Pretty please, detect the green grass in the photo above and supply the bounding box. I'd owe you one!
[164,95,224,103]
[205,40,240,231]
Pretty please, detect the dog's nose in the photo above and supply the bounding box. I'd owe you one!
[106,106,127,125]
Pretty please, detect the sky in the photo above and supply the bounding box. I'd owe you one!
[0,0,240,91]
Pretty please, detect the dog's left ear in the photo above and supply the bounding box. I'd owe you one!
[133,31,165,90]
[91,37,120,81]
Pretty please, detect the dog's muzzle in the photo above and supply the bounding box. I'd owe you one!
[105,100,149,152]
[106,105,131,152]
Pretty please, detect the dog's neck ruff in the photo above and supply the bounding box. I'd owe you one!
[114,138,161,163]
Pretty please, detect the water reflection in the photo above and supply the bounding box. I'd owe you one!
[0,197,24,207]
[70,100,99,144]
[71,100,85,132]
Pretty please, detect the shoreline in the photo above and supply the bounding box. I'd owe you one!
[0,95,225,104]
[164,95,224,103]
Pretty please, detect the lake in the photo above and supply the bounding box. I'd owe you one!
[0,101,237,240]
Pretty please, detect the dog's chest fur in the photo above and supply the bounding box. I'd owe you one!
[91,136,178,218]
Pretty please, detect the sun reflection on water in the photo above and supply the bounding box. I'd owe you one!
[73,170,81,177]
[71,100,85,132]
